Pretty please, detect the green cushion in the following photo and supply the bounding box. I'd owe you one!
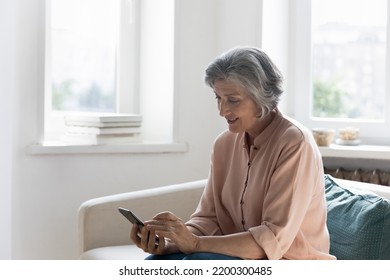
[324,174,390,259]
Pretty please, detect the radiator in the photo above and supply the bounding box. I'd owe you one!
[324,167,390,187]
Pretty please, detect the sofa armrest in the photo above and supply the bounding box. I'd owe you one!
[78,179,206,255]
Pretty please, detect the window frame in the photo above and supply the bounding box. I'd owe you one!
[290,0,390,145]
[43,0,140,143]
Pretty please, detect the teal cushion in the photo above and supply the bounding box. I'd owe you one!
[324,175,390,259]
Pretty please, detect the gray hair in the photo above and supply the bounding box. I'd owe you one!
[204,47,283,117]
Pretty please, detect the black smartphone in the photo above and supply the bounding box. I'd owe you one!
[118,207,144,227]
[118,207,160,244]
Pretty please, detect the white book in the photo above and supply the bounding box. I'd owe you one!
[61,133,141,145]
[64,113,142,124]
[67,126,141,135]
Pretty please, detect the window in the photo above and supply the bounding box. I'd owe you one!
[290,0,390,144]
[312,0,386,120]
[44,0,140,142]
[51,0,118,112]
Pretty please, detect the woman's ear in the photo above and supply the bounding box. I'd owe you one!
[255,108,263,118]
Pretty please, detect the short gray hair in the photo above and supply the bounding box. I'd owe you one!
[204,47,283,117]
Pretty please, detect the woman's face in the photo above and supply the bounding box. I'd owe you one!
[213,79,261,137]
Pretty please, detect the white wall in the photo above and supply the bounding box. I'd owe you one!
[1,0,265,259]
[216,0,262,52]
[261,0,291,114]
[139,0,175,142]
[0,0,16,260]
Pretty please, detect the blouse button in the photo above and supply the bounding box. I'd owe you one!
[241,220,246,225]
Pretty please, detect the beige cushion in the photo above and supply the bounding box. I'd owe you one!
[80,245,148,260]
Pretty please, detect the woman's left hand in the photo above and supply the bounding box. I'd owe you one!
[145,211,200,254]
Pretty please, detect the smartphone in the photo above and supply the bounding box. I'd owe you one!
[118,207,160,244]
[118,207,144,227]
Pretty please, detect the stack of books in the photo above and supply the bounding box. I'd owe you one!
[62,113,142,145]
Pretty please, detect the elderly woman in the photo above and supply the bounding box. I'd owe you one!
[131,47,336,260]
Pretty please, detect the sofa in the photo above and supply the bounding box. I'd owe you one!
[78,175,390,260]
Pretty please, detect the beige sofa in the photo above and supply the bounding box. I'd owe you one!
[79,179,207,260]
[78,176,390,260]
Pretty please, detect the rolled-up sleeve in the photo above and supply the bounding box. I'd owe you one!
[249,223,283,259]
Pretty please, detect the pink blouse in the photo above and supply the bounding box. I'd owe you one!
[186,110,336,260]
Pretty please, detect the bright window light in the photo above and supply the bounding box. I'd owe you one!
[311,0,387,120]
[50,0,120,113]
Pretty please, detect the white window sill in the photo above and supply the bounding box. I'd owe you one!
[28,141,188,155]
[319,144,390,160]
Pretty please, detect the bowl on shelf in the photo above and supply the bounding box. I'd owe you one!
[336,127,360,146]
[312,128,335,147]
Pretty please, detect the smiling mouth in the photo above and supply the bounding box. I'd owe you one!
[227,118,238,124]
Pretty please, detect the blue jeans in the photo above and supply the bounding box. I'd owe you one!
[145,252,242,260]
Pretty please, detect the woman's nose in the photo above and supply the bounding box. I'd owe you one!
[218,101,227,117]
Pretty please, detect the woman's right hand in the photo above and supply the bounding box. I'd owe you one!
[130,223,177,255]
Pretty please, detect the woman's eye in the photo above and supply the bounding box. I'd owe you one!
[214,95,240,105]
[228,99,239,104]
